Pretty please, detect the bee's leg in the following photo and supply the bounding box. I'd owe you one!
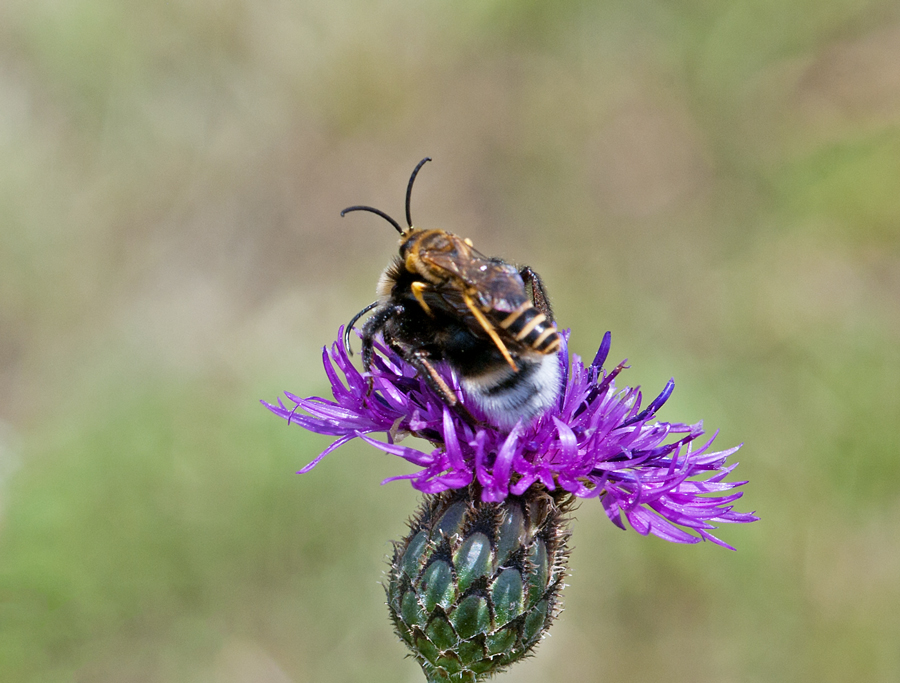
[410,281,433,316]
[397,346,458,405]
[451,402,481,426]
[520,266,554,321]
[452,402,481,426]
[392,344,480,426]
[360,304,403,396]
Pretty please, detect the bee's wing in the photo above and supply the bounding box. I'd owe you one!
[428,284,518,370]
[428,285,474,319]
[423,251,529,313]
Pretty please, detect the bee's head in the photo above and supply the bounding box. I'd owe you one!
[340,157,477,284]
[397,226,426,258]
[400,229,478,285]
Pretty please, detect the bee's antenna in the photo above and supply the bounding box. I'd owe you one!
[340,205,404,234]
[405,157,432,228]
[343,301,379,354]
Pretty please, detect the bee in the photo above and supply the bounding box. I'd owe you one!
[342,157,562,429]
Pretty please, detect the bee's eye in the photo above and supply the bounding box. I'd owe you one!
[399,237,416,256]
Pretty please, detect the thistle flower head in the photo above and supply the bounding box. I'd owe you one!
[263,328,757,549]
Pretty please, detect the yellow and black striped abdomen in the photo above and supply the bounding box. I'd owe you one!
[494,302,561,354]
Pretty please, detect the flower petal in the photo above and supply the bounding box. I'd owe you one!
[266,328,756,547]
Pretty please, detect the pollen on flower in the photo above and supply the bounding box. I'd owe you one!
[263,327,758,549]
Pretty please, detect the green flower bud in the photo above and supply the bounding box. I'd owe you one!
[386,484,572,683]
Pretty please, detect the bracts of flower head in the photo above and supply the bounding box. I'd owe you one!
[386,482,572,683]
[262,328,757,550]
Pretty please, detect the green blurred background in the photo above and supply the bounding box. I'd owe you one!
[1,0,899,681]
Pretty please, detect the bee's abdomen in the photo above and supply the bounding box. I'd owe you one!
[461,354,562,429]
[494,302,561,354]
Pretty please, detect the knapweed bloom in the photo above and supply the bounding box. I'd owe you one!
[264,329,756,682]
[264,328,755,548]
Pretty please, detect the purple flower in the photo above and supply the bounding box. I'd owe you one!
[263,329,757,549]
